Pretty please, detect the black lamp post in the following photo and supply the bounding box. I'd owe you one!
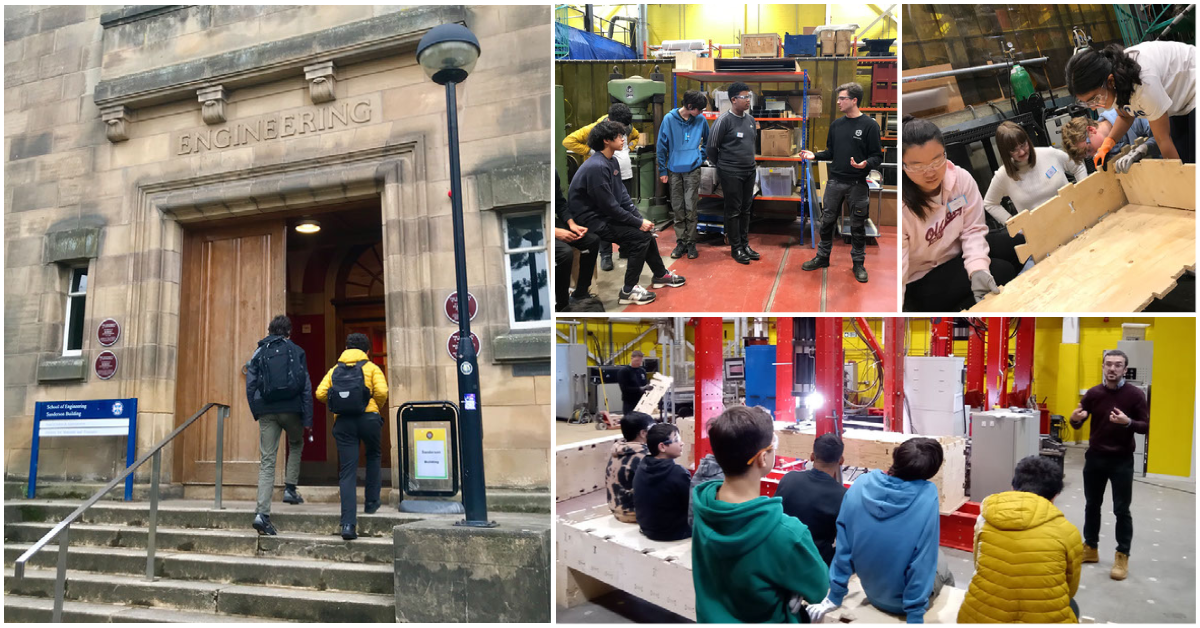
[417,24,495,528]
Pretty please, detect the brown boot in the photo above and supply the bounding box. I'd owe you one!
[1111,551,1129,580]
[1082,544,1099,563]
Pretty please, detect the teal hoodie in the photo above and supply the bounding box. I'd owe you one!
[691,479,829,623]
[829,470,940,624]
[656,107,710,174]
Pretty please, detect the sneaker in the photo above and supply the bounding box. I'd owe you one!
[853,264,868,283]
[618,285,657,305]
[687,243,699,259]
[364,501,380,515]
[652,270,686,288]
[599,254,614,271]
[283,487,304,505]
[253,513,278,536]
[801,256,830,271]
[340,524,357,541]
[670,243,686,259]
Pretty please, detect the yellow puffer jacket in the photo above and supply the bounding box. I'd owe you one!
[958,491,1082,624]
[315,349,388,418]
[562,114,640,157]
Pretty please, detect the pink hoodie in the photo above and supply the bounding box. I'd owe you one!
[903,160,991,298]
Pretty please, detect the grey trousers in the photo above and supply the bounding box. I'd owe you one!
[256,412,304,515]
[669,169,702,246]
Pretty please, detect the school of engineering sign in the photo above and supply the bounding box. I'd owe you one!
[171,94,381,155]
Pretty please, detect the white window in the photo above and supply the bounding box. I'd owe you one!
[62,267,88,356]
[502,209,550,329]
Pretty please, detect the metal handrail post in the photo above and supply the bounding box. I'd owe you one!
[145,450,161,581]
[52,524,69,622]
[214,405,228,510]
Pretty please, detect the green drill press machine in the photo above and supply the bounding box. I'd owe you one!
[608,66,669,222]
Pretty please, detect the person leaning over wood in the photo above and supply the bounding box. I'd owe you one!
[1067,41,1195,165]
[1061,109,1158,173]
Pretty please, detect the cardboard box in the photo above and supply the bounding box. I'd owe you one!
[742,33,781,58]
[835,29,853,56]
[760,129,793,156]
[803,26,816,35]
[819,31,836,56]
[808,93,823,116]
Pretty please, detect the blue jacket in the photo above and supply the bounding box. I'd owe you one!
[828,470,940,623]
[1099,108,1157,156]
[656,107,709,174]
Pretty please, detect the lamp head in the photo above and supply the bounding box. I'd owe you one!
[417,23,480,85]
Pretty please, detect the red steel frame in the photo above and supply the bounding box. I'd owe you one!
[1009,318,1035,407]
[776,317,795,424]
[814,317,843,437]
[964,319,986,408]
[693,317,725,469]
[986,317,1011,409]
[930,318,953,357]
[882,318,906,432]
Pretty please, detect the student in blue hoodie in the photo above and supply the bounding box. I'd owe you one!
[692,405,830,623]
[808,437,945,624]
[657,90,710,260]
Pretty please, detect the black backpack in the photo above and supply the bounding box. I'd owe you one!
[254,338,303,402]
[327,360,372,415]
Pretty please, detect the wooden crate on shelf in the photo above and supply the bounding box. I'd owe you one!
[741,33,781,58]
[673,50,714,73]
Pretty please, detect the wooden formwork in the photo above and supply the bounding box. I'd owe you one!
[633,372,674,415]
[555,433,623,502]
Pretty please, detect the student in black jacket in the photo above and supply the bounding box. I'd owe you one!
[633,423,693,541]
[567,119,686,306]
[553,172,599,311]
[776,432,847,565]
[617,350,650,414]
[799,82,884,284]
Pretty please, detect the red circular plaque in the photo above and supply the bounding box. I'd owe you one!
[444,293,478,324]
[97,318,121,347]
[95,350,118,380]
[446,331,481,360]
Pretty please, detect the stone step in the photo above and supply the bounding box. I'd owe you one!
[6,522,395,564]
[5,480,185,502]
[5,567,395,622]
[5,543,394,595]
[5,500,418,538]
[3,594,285,623]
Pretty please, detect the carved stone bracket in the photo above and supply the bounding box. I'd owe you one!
[197,85,229,125]
[100,105,130,143]
[304,61,337,104]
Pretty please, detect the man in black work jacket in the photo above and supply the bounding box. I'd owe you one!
[617,350,651,414]
[799,82,883,284]
[567,119,685,306]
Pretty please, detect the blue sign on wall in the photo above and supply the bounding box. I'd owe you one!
[29,398,138,501]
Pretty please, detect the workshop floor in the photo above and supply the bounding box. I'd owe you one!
[576,220,898,313]
[555,444,1196,624]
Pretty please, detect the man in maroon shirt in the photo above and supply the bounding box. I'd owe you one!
[1069,349,1149,581]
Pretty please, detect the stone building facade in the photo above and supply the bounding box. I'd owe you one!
[4,5,553,497]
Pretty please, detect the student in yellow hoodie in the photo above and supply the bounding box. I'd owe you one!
[316,333,389,540]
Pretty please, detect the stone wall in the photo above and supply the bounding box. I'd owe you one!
[4,5,552,490]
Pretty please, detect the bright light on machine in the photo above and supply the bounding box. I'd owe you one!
[805,392,825,410]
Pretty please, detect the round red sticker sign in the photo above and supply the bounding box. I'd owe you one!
[446,331,481,360]
[444,292,478,324]
[97,318,120,347]
[95,351,118,380]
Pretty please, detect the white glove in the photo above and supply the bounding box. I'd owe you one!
[1113,142,1149,174]
[970,270,1001,303]
[807,597,840,623]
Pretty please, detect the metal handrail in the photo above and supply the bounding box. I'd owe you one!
[14,402,230,622]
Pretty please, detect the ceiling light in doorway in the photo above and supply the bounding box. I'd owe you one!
[294,220,321,234]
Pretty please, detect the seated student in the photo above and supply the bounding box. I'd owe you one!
[567,119,686,306]
[808,437,951,624]
[633,423,692,541]
[1062,109,1158,174]
[554,172,600,311]
[605,412,654,523]
[959,455,1083,624]
[692,406,829,623]
[776,432,848,566]
[902,115,1016,312]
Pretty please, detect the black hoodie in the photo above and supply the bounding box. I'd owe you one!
[245,335,314,427]
[633,456,693,541]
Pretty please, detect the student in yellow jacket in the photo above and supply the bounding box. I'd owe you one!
[315,333,388,541]
[958,456,1084,624]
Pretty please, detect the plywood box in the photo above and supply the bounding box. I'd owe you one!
[761,129,793,156]
[742,33,781,58]
[555,433,622,501]
[673,50,714,72]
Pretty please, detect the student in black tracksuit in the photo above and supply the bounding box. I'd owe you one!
[617,350,650,414]
[708,81,761,265]
[567,119,686,306]
[800,82,883,284]
[633,423,692,541]
[776,432,847,566]
[554,173,599,311]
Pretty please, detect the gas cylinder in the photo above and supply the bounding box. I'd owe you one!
[1010,63,1035,102]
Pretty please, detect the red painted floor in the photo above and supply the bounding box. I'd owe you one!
[582,220,899,313]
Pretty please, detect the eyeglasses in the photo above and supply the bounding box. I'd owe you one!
[731,93,753,101]
[746,435,779,466]
[1009,142,1030,159]
[902,152,947,174]
[1077,86,1108,109]
[836,96,853,102]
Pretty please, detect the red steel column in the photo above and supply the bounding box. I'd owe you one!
[964,320,986,408]
[814,317,843,436]
[1009,318,1035,407]
[883,317,906,432]
[986,317,1010,410]
[776,317,795,424]
[694,317,725,469]
[930,318,953,357]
